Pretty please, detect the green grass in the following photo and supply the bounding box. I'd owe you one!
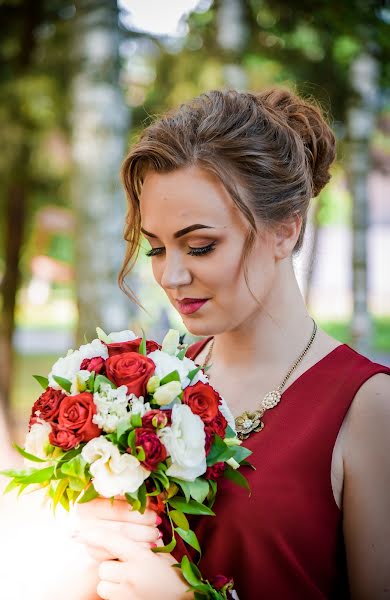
[319,316,390,352]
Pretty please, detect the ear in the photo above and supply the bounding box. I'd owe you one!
[273,214,302,259]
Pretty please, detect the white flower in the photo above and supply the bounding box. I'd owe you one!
[218,397,236,433]
[147,350,208,389]
[158,404,206,481]
[161,329,180,355]
[93,384,130,433]
[108,330,137,343]
[153,381,182,406]
[82,437,150,497]
[24,421,52,467]
[129,395,151,417]
[48,338,108,392]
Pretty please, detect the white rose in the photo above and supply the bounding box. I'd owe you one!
[48,338,108,391]
[147,350,208,389]
[24,421,52,467]
[158,404,206,481]
[153,381,182,406]
[161,329,180,355]
[108,330,137,343]
[82,437,149,497]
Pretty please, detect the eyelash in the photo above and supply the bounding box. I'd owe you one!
[145,242,216,258]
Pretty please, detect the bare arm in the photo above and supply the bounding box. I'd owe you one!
[342,373,390,599]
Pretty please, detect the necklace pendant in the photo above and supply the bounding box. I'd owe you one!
[261,389,282,410]
[235,410,265,440]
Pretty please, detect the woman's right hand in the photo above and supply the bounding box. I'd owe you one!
[72,497,162,562]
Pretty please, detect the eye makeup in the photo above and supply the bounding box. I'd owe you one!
[145,241,216,257]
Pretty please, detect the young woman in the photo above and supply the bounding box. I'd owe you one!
[74,88,390,599]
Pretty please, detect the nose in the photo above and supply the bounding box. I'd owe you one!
[160,251,192,290]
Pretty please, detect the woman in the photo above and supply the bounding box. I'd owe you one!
[74,88,390,599]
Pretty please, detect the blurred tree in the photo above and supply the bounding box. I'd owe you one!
[71,0,134,344]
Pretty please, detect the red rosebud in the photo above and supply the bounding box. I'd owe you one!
[80,356,106,375]
[29,388,65,428]
[183,381,221,424]
[147,492,166,514]
[210,574,234,591]
[205,461,226,480]
[207,411,228,438]
[106,352,156,397]
[106,338,160,358]
[56,392,100,444]
[142,409,171,430]
[132,427,167,471]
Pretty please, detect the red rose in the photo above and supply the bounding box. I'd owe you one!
[29,388,65,428]
[207,411,228,438]
[142,409,171,430]
[210,574,234,591]
[205,429,213,455]
[205,461,226,480]
[49,425,82,451]
[107,338,160,358]
[105,352,155,397]
[133,427,167,471]
[80,356,106,374]
[57,392,100,443]
[183,381,221,424]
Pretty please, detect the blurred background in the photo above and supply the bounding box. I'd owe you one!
[1,0,390,455]
[0,2,389,596]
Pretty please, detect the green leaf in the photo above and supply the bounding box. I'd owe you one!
[168,497,215,516]
[86,371,95,392]
[176,348,187,360]
[152,536,177,553]
[206,435,234,466]
[3,479,20,495]
[186,478,210,504]
[94,374,116,393]
[127,429,136,453]
[52,375,72,394]
[17,483,29,497]
[169,509,189,531]
[138,482,147,514]
[139,329,147,356]
[229,445,252,463]
[13,443,48,463]
[96,327,111,343]
[170,478,191,502]
[68,476,87,491]
[77,483,99,503]
[125,491,141,512]
[60,454,88,482]
[11,465,55,484]
[53,478,69,510]
[175,527,201,554]
[180,556,203,587]
[187,366,201,382]
[153,469,170,490]
[116,417,132,438]
[33,375,49,390]
[224,425,236,439]
[131,412,142,428]
[159,370,181,386]
[223,465,251,491]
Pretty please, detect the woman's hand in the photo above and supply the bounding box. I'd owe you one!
[74,527,194,600]
[72,497,161,562]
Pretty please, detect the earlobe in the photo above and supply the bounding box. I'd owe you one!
[274,215,302,259]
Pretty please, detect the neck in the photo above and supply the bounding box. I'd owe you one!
[212,260,313,370]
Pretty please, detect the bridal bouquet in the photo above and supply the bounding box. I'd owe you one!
[2,327,251,599]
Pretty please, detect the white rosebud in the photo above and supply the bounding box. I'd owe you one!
[153,380,182,406]
[24,421,52,467]
[161,329,180,356]
[158,404,206,481]
[82,437,149,497]
[226,457,240,470]
[108,330,137,343]
[146,375,160,394]
[70,370,91,395]
[147,350,208,389]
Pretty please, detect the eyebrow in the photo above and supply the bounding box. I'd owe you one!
[140,224,214,239]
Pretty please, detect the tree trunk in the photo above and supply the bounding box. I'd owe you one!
[346,52,378,353]
[72,0,134,344]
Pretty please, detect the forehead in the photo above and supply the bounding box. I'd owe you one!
[139,165,243,232]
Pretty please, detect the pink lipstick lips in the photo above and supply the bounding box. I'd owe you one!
[176,298,209,315]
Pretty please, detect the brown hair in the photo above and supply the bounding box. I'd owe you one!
[119,87,336,305]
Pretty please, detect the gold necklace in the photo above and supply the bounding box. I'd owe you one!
[203,319,318,440]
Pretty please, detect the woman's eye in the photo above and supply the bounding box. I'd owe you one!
[145,242,216,258]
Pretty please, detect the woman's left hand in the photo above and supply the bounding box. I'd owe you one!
[74,525,193,600]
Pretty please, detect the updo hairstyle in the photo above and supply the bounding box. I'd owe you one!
[119,87,336,304]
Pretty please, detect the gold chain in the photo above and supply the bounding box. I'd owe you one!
[203,319,318,440]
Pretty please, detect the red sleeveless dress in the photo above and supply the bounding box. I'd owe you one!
[171,338,390,599]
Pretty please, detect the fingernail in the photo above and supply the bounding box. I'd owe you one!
[150,542,157,548]
[157,530,163,539]
[155,515,162,526]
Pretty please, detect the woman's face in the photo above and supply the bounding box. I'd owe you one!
[139,165,278,337]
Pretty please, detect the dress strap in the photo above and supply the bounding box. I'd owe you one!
[185,336,213,361]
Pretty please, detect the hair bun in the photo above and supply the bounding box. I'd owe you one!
[259,88,336,196]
